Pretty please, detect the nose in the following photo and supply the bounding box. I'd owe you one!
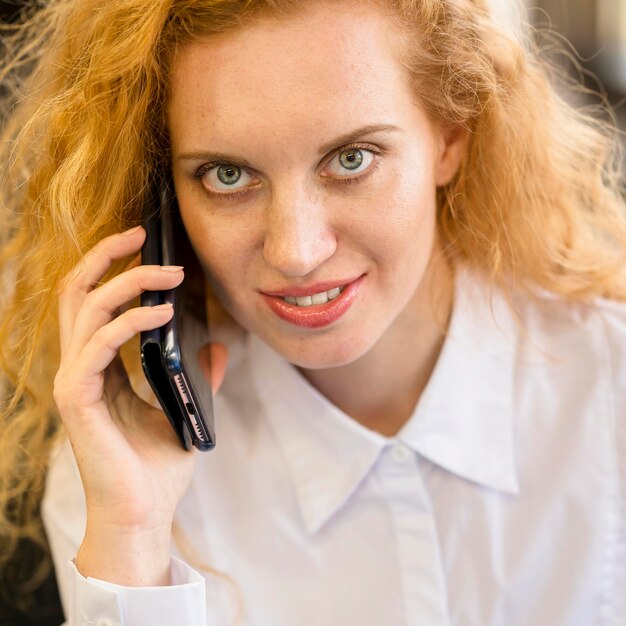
[262,183,337,277]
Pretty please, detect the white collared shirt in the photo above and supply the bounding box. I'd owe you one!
[42,264,626,626]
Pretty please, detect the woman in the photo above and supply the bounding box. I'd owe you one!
[1,0,624,624]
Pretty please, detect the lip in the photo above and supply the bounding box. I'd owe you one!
[261,277,360,298]
[260,274,365,329]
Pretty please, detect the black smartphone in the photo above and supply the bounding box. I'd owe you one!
[139,180,216,451]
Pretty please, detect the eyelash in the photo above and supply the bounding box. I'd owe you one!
[193,161,259,202]
[193,142,383,201]
[327,143,383,187]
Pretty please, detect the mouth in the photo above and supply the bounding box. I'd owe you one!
[280,285,346,307]
[260,275,365,329]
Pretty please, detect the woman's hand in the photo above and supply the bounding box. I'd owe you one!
[53,225,226,586]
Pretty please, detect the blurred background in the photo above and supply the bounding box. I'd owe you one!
[484,0,626,148]
[0,0,624,624]
[491,0,626,134]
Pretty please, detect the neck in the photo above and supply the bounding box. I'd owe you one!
[298,248,455,437]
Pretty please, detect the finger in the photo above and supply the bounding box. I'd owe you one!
[69,304,175,408]
[58,227,146,353]
[123,251,142,271]
[118,252,144,316]
[101,354,166,435]
[197,342,228,395]
[102,352,132,407]
[65,265,184,362]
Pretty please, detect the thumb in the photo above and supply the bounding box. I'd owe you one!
[198,342,228,395]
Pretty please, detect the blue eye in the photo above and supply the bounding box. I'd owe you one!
[200,164,257,193]
[325,147,375,177]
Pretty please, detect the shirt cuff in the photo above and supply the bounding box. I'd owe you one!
[67,557,206,626]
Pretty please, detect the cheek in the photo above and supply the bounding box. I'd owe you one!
[179,208,256,305]
[361,166,438,266]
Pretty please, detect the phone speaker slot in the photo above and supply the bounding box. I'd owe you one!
[173,373,207,443]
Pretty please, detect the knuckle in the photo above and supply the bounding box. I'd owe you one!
[57,257,90,297]
[57,269,81,297]
[92,324,117,353]
[82,288,96,305]
[79,290,95,312]
[84,241,104,259]
[135,264,155,281]
[84,289,118,317]
[53,370,71,407]
[133,264,161,284]
[122,307,144,333]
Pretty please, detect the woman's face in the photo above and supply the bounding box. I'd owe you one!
[168,1,464,369]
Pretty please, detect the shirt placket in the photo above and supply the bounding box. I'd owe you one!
[378,442,451,626]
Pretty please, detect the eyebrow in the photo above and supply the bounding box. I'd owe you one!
[317,123,401,155]
[174,123,401,165]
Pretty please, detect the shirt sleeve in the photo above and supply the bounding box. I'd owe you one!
[65,556,206,626]
[41,438,209,626]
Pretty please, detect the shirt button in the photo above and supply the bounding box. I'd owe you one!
[96,619,114,626]
[391,443,411,463]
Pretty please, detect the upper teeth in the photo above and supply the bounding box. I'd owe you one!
[283,287,344,307]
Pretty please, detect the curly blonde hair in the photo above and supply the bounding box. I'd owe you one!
[1,0,624,602]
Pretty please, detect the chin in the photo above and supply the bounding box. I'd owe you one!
[265,327,377,371]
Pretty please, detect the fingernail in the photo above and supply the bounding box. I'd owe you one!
[152,303,174,310]
[122,225,143,235]
[160,265,184,272]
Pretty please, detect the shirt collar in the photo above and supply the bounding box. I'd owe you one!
[399,263,520,496]
[249,333,386,535]
[248,263,520,535]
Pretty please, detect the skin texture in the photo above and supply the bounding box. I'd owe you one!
[169,1,466,434]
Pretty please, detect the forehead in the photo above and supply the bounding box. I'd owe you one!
[167,2,411,150]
